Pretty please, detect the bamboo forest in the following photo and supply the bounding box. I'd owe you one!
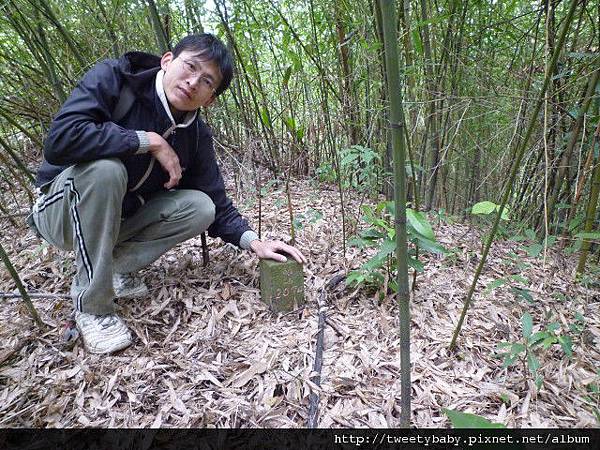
[0,0,598,432]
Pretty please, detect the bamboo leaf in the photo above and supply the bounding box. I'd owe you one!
[471,200,497,215]
[406,208,434,240]
[407,255,424,272]
[547,322,560,332]
[443,409,505,428]
[485,278,507,293]
[282,65,293,87]
[502,353,519,368]
[522,312,533,340]
[360,228,386,240]
[510,343,526,355]
[283,116,296,132]
[361,239,396,271]
[525,243,543,257]
[411,29,423,56]
[527,353,540,375]
[510,275,529,284]
[529,331,548,346]
[511,286,534,303]
[260,108,271,128]
[558,335,573,358]
[535,375,544,390]
[542,336,558,349]
[575,232,600,241]
[411,234,446,254]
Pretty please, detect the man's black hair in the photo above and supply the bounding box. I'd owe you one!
[172,33,233,97]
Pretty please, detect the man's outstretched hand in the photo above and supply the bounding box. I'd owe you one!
[250,240,307,264]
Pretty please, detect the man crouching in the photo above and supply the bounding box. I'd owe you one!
[31,34,306,354]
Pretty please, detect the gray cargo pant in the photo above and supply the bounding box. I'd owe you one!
[32,158,215,315]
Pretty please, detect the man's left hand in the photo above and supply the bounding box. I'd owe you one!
[250,240,307,264]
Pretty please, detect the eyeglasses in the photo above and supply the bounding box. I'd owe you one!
[180,58,216,95]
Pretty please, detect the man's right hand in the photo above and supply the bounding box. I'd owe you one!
[147,131,182,189]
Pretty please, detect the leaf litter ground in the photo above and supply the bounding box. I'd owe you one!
[0,167,598,428]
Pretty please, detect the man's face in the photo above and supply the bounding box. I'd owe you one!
[160,50,223,114]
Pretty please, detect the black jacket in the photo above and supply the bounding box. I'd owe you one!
[36,52,252,246]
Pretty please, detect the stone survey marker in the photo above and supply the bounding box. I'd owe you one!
[259,256,305,312]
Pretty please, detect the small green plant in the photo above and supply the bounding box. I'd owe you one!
[443,408,505,428]
[575,262,600,290]
[495,312,573,389]
[347,201,445,292]
[471,200,510,221]
[316,145,382,194]
[584,370,600,424]
[564,230,600,256]
[562,214,587,255]
[433,207,454,225]
[569,311,586,335]
[485,274,534,303]
[509,228,557,258]
[291,208,323,231]
[340,145,381,192]
[315,162,336,184]
[441,247,461,267]
[470,200,512,249]
[552,292,568,302]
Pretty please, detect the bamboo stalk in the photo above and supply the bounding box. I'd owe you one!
[184,0,204,33]
[0,242,46,329]
[404,121,421,290]
[0,135,35,183]
[0,151,33,203]
[145,0,170,53]
[0,107,42,150]
[420,0,442,211]
[575,104,600,276]
[546,64,600,224]
[95,0,121,58]
[4,5,67,105]
[268,0,343,105]
[33,0,86,66]
[575,158,600,276]
[307,0,347,258]
[450,0,580,350]
[562,121,600,244]
[379,0,411,427]
[215,0,279,175]
[285,155,296,246]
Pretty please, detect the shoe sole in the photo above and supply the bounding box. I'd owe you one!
[83,338,132,354]
[77,328,133,354]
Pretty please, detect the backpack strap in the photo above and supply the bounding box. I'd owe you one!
[112,84,135,122]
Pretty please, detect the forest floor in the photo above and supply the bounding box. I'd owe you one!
[0,156,599,428]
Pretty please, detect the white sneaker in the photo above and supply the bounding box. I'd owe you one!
[75,312,132,354]
[113,272,148,298]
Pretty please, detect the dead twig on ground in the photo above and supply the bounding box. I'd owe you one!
[307,273,345,428]
[0,292,69,299]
